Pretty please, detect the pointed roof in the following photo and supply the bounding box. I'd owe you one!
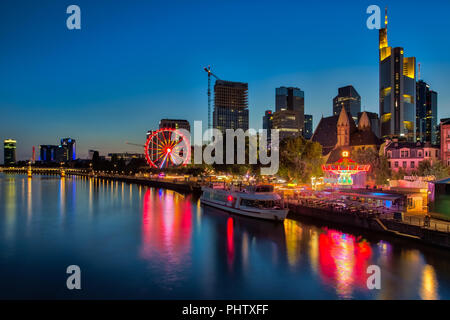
[312,111,357,156]
[337,106,350,126]
[311,115,339,155]
[358,111,371,130]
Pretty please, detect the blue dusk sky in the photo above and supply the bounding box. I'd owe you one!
[1,0,450,161]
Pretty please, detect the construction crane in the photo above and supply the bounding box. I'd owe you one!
[203,66,220,130]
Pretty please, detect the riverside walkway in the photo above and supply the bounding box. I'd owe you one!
[285,197,450,233]
[285,196,450,248]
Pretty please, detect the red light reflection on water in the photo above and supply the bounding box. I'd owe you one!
[227,217,235,268]
[318,228,372,298]
[140,189,193,274]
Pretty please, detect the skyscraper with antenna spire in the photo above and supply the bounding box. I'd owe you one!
[379,8,416,142]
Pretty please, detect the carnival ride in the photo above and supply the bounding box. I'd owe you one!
[144,128,190,169]
[322,152,370,186]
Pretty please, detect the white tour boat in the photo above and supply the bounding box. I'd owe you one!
[200,184,289,221]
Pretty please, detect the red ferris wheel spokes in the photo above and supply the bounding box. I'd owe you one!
[144,128,190,169]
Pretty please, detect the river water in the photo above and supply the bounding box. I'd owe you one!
[1,173,450,299]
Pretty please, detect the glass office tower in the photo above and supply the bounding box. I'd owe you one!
[3,139,16,165]
[379,9,416,141]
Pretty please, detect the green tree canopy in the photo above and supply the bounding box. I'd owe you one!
[416,160,449,180]
[278,136,323,183]
[352,147,391,185]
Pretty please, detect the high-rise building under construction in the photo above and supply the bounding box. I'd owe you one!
[213,80,249,134]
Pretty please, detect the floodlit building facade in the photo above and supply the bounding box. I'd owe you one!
[440,118,450,166]
[3,139,16,166]
[385,140,440,173]
[379,9,416,142]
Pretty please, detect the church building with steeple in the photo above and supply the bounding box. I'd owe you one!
[312,106,381,163]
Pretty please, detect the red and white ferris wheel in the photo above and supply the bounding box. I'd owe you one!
[144,128,190,169]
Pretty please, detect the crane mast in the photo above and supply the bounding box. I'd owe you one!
[125,141,145,148]
[203,66,220,131]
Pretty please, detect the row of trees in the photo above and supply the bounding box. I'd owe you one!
[88,137,448,184]
[194,135,324,183]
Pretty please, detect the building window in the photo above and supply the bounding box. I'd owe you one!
[395,161,399,168]
[418,151,423,157]
[387,151,392,158]
[403,161,407,168]
[411,161,415,169]
[388,162,391,168]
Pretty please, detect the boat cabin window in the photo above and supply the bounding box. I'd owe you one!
[240,199,282,209]
[204,191,231,203]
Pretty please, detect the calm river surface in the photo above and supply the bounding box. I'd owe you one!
[1,173,450,299]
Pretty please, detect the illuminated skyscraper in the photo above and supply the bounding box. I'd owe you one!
[39,145,58,162]
[275,87,305,132]
[303,114,313,140]
[379,8,416,141]
[39,138,76,163]
[272,110,302,141]
[3,139,16,166]
[213,80,249,134]
[416,80,438,144]
[60,138,76,161]
[333,86,361,123]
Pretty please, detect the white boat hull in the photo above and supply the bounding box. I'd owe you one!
[200,198,289,222]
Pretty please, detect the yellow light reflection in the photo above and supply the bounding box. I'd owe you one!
[420,265,439,300]
[60,177,66,216]
[284,219,303,267]
[27,177,33,223]
[309,230,319,273]
[196,199,202,230]
[5,177,17,238]
[242,232,249,271]
[88,178,93,216]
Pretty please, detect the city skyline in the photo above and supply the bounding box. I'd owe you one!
[1,0,450,161]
